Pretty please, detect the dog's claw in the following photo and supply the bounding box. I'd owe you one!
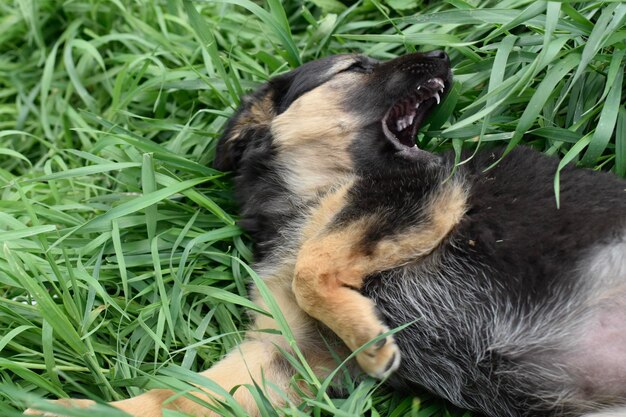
[355,327,401,379]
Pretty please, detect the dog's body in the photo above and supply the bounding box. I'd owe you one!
[27,53,626,417]
[363,149,626,416]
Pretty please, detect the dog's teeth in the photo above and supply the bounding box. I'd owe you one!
[394,107,421,132]
[433,78,445,89]
[416,85,421,91]
[415,102,420,110]
[434,93,440,104]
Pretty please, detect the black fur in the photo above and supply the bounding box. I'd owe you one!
[362,147,626,416]
[215,52,626,417]
[216,122,289,259]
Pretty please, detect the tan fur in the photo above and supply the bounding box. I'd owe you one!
[293,181,468,376]
[272,75,361,197]
[228,93,276,142]
[301,179,355,241]
[25,271,348,417]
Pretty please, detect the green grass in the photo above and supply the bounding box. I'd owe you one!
[0,1,624,416]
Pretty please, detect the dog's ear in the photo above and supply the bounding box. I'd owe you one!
[213,84,277,172]
[213,112,250,172]
[212,61,333,172]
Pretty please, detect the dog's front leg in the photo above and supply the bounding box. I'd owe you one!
[25,274,342,417]
[25,338,299,417]
[293,234,402,379]
[292,182,467,379]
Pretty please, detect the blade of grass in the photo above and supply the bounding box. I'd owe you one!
[581,61,624,165]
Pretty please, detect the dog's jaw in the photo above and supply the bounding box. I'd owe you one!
[381,76,449,159]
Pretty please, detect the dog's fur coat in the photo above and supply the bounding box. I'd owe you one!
[27,53,626,417]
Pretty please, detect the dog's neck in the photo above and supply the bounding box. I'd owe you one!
[234,159,350,261]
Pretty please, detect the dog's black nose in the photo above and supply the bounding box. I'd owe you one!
[424,50,449,63]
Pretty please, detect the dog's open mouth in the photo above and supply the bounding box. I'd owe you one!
[382,77,446,154]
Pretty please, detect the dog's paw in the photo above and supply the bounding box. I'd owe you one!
[354,327,401,379]
[24,399,96,416]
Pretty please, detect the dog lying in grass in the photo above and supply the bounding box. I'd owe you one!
[27,52,626,417]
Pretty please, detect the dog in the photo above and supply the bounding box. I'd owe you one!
[26,52,626,417]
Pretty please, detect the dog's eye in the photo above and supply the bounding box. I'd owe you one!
[343,61,374,74]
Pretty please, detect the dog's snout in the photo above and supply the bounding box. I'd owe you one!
[424,50,449,63]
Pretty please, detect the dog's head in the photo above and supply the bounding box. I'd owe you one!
[215,52,452,195]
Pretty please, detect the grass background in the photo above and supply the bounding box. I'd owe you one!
[0,0,625,416]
